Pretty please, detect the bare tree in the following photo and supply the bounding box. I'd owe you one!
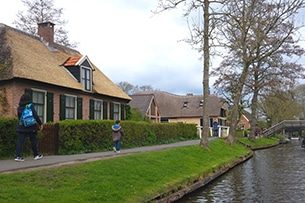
[117,82,159,95]
[155,0,224,149]
[212,0,305,144]
[117,81,134,95]
[13,0,77,48]
[138,85,157,92]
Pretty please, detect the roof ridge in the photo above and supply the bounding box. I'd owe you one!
[1,23,80,53]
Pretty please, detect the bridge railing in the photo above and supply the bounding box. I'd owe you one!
[196,125,230,138]
[262,120,305,137]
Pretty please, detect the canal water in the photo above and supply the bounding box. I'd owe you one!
[176,139,305,203]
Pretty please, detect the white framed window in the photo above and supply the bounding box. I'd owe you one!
[81,66,92,91]
[183,102,188,108]
[94,100,103,120]
[32,89,47,123]
[113,103,120,120]
[199,100,203,107]
[65,95,77,120]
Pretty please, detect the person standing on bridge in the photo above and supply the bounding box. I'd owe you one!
[213,119,219,137]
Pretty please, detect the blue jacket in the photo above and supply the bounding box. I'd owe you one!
[213,122,218,130]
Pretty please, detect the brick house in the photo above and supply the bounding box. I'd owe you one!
[0,22,131,122]
[238,111,252,130]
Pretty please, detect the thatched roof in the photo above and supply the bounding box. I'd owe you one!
[133,91,228,118]
[129,94,155,115]
[0,23,131,101]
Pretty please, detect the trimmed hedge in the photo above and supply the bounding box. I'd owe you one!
[58,120,197,154]
[0,118,198,158]
[0,118,19,158]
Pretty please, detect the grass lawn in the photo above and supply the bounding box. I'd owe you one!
[0,139,257,203]
[237,137,279,148]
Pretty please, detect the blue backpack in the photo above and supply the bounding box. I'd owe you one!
[20,103,37,127]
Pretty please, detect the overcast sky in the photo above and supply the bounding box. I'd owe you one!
[1,1,304,95]
[1,0,208,95]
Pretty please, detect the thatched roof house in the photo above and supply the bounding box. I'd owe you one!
[0,22,131,122]
[130,91,228,126]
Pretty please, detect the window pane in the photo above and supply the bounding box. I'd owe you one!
[94,100,102,120]
[66,97,75,108]
[66,109,74,119]
[65,96,76,119]
[81,67,91,91]
[113,103,120,120]
[32,91,45,122]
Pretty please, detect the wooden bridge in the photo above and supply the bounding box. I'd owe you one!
[262,120,305,137]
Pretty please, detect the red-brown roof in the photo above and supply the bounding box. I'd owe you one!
[63,56,82,66]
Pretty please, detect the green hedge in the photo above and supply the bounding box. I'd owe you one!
[0,118,19,158]
[0,118,198,158]
[58,120,198,154]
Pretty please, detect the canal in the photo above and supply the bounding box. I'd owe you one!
[176,139,305,203]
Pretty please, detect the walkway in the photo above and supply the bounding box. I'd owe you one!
[0,140,201,174]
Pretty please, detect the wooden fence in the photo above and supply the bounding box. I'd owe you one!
[38,123,59,155]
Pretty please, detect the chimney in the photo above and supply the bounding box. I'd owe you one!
[37,22,55,47]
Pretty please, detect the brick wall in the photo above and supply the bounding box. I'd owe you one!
[1,79,125,121]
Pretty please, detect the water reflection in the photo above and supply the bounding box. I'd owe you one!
[176,139,305,203]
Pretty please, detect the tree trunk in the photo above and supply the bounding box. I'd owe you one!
[199,0,210,149]
[227,61,250,145]
[249,82,259,141]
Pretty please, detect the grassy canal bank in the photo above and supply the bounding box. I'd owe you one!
[0,138,278,203]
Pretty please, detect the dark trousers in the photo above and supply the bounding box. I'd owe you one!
[16,132,39,157]
[114,140,121,151]
[213,130,218,137]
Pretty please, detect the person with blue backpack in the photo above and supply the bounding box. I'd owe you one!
[15,93,44,162]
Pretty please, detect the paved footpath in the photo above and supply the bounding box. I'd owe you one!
[0,140,201,174]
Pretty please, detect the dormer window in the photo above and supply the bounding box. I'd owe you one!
[81,66,92,91]
[199,100,203,107]
[183,102,188,108]
[63,55,94,92]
